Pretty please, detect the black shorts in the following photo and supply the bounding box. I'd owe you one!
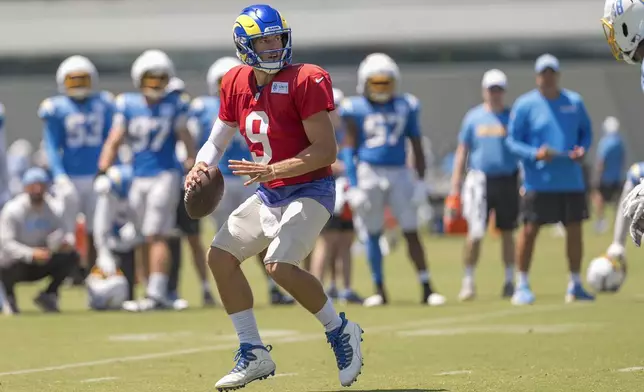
[486,172,520,231]
[176,188,200,236]
[598,182,622,202]
[521,191,589,225]
[323,215,354,232]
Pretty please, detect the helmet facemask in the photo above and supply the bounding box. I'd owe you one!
[63,71,92,99]
[365,74,396,103]
[140,71,169,100]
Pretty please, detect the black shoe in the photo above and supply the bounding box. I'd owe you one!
[270,288,295,305]
[502,281,515,298]
[33,292,60,313]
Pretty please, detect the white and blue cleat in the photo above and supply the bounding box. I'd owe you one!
[511,284,535,306]
[325,312,364,387]
[565,283,595,303]
[215,343,276,391]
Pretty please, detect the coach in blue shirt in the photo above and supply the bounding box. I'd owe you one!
[450,69,518,302]
[592,116,625,233]
[506,54,594,305]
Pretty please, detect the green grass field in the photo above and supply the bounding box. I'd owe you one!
[1,217,643,392]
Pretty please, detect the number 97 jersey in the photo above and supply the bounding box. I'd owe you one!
[341,93,421,167]
[218,63,335,188]
[114,92,189,177]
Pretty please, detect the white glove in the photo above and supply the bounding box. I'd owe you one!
[345,187,370,214]
[411,179,429,206]
[621,181,644,246]
[53,175,75,197]
[93,175,112,195]
[96,252,118,276]
[606,243,625,259]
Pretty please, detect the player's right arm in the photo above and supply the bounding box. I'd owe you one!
[38,99,67,179]
[186,74,238,188]
[451,112,473,195]
[98,95,127,173]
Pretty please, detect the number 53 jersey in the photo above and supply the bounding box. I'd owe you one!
[340,93,421,167]
[38,91,115,178]
[218,63,335,188]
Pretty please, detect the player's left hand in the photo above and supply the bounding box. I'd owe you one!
[568,146,585,162]
[228,160,276,186]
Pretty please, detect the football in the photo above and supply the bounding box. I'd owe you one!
[586,255,627,292]
[184,166,225,219]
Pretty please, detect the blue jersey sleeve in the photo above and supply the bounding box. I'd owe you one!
[457,112,473,147]
[339,98,358,186]
[101,91,116,139]
[188,98,207,149]
[576,98,592,151]
[403,94,421,138]
[38,98,66,178]
[506,100,539,161]
[596,137,609,161]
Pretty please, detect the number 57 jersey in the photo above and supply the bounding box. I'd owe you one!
[341,93,421,166]
[218,64,335,188]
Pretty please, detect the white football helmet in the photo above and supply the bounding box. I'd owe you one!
[167,77,186,93]
[86,267,129,310]
[602,0,644,64]
[586,255,627,292]
[207,57,242,96]
[131,49,176,99]
[56,55,98,99]
[357,53,400,103]
[332,87,345,107]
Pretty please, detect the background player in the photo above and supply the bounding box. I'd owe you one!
[450,69,518,301]
[163,73,213,307]
[340,52,445,307]
[187,56,293,306]
[38,55,115,280]
[98,50,196,311]
[92,164,139,307]
[185,4,363,390]
[309,87,363,304]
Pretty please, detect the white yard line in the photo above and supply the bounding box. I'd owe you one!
[0,305,573,378]
[80,376,119,383]
[435,370,472,376]
[617,367,644,372]
[272,372,298,378]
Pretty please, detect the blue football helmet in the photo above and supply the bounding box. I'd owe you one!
[233,4,292,74]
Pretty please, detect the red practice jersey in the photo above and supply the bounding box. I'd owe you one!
[218,63,335,188]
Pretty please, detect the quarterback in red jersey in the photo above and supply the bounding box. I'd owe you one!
[185,4,364,391]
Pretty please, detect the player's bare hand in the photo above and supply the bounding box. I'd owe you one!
[228,160,276,186]
[185,161,209,190]
[568,146,585,162]
[535,145,556,162]
[32,248,51,263]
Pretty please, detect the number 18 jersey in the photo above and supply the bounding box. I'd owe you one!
[341,94,421,167]
[218,63,334,188]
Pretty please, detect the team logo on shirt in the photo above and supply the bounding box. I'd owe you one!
[271,82,289,94]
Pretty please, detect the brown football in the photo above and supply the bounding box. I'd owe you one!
[184,166,225,219]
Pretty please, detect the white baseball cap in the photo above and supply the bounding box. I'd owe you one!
[603,116,620,133]
[481,69,507,89]
[535,54,560,73]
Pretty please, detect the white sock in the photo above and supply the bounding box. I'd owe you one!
[569,272,581,286]
[464,266,475,280]
[314,299,343,332]
[146,273,168,299]
[504,265,514,283]
[418,270,429,283]
[201,280,211,293]
[516,271,529,287]
[230,309,263,346]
